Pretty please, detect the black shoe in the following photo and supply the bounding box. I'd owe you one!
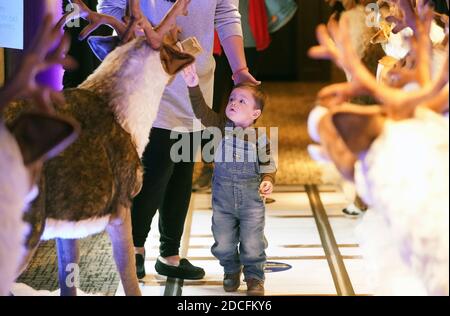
[155,258,205,280]
[135,253,146,279]
[223,270,242,292]
[342,203,365,218]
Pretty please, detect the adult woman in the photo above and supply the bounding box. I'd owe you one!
[97,0,258,280]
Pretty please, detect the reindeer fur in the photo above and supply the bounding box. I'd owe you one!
[3,37,175,252]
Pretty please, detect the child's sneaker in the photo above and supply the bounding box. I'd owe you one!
[223,270,242,292]
[246,278,265,296]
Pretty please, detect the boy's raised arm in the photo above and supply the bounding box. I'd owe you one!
[182,64,224,128]
[188,86,223,129]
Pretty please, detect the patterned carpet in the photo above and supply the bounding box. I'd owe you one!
[17,82,327,295]
[17,233,119,296]
[256,82,326,185]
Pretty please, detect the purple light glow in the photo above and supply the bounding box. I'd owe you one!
[26,0,64,91]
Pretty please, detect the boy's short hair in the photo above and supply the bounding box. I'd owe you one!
[232,83,267,112]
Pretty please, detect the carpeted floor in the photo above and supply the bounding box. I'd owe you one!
[256,82,326,185]
[17,233,119,296]
[18,81,328,295]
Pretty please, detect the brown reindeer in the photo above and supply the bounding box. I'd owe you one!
[3,0,195,296]
[308,0,449,295]
[0,14,79,296]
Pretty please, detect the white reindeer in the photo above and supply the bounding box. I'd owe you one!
[308,0,449,295]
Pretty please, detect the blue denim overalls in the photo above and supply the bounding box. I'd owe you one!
[211,122,268,281]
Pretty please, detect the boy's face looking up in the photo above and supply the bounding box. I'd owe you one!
[225,87,262,128]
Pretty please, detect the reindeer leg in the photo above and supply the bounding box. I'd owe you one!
[56,238,79,296]
[106,206,141,296]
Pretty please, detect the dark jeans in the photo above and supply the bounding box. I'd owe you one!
[132,128,200,257]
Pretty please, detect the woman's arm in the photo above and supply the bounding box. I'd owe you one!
[221,35,260,85]
[215,0,260,85]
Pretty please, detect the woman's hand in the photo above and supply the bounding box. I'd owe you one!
[181,63,199,87]
[233,68,261,86]
[259,181,274,198]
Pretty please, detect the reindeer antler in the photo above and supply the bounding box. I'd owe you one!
[58,0,190,49]
[383,0,419,33]
[122,0,190,48]
[309,10,449,120]
[57,0,128,40]
[384,0,447,34]
[0,14,76,113]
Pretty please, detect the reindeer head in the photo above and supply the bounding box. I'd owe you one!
[59,0,195,78]
[58,0,197,156]
[309,3,449,294]
[308,0,449,198]
[0,12,80,209]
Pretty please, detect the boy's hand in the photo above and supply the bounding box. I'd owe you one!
[181,63,199,87]
[259,181,273,198]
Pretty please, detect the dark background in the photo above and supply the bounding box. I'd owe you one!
[2,0,449,84]
[257,0,333,81]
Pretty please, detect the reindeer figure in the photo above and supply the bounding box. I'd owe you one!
[308,0,449,295]
[0,15,79,296]
[3,0,195,296]
[372,0,448,87]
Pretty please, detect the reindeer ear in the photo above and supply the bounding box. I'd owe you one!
[160,43,195,75]
[87,36,121,61]
[331,106,385,156]
[9,113,80,165]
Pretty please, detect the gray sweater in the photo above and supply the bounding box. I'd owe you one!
[97,0,243,132]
